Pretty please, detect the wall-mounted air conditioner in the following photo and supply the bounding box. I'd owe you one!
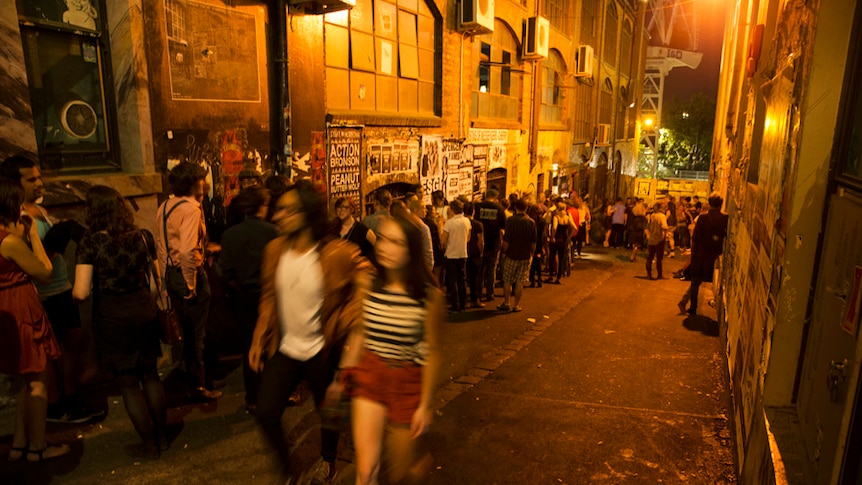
[458,0,494,34]
[596,123,611,145]
[522,16,549,59]
[576,45,594,78]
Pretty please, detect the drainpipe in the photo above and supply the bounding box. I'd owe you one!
[269,0,291,177]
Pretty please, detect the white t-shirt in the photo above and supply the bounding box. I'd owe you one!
[443,214,471,259]
[276,246,325,361]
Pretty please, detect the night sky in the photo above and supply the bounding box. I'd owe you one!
[659,0,728,114]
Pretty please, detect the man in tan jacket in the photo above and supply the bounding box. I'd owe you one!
[249,179,373,484]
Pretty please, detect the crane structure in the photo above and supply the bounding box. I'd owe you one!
[640,0,702,178]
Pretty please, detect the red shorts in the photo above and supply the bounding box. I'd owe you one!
[349,351,421,425]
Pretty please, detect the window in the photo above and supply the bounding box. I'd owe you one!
[543,0,569,32]
[580,0,598,47]
[620,20,633,77]
[616,85,627,138]
[17,0,119,174]
[472,21,523,121]
[573,79,592,141]
[602,3,618,66]
[600,78,613,125]
[324,0,441,115]
[540,51,567,125]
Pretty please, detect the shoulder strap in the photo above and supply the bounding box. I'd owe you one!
[162,199,190,266]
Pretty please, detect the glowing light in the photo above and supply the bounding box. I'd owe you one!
[644,117,655,127]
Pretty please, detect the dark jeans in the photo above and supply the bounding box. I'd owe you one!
[257,351,340,477]
[230,289,261,405]
[466,257,482,303]
[689,276,704,312]
[445,257,467,310]
[550,242,567,280]
[167,267,210,389]
[479,251,499,300]
[610,223,626,247]
[646,241,666,278]
[529,253,543,283]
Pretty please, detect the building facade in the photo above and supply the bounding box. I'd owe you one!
[712,0,862,482]
[0,0,645,230]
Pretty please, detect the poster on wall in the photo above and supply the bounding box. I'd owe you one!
[166,0,261,102]
[420,135,444,204]
[220,129,246,206]
[442,138,463,201]
[842,266,862,336]
[328,126,362,211]
[469,144,488,198]
[311,132,327,193]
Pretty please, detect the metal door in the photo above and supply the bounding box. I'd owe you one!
[797,192,862,483]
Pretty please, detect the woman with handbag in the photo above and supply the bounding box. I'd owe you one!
[72,185,168,459]
[332,213,444,485]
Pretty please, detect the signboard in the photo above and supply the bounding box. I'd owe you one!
[468,128,508,144]
[328,126,362,210]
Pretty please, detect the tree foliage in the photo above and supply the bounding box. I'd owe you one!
[658,93,716,173]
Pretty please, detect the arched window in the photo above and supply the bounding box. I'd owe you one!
[323,0,441,115]
[602,3,618,66]
[580,0,599,47]
[573,79,592,141]
[473,20,523,121]
[543,0,570,32]
[600,77,613,125]
[540,50,567,125]
[620,20,633,77]
[616,84,628,137]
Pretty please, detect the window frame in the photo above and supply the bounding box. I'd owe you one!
[472,21,524,122]
[16,0,121,175]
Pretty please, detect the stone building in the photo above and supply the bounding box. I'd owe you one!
[712,0,862,482]
[0,0,646,231]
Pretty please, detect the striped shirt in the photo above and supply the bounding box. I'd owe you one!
[363,288,428,364]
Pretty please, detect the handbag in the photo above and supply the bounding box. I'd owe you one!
[319,370,355,432]
[142,232,183,345]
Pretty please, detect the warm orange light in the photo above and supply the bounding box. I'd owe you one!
[644,118,655,127]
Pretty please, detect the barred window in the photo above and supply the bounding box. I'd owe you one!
[602,3,618,66]
[542,0,569,32]
[580,0,598,48]
[472,20,523,121]
[540,51,567,125]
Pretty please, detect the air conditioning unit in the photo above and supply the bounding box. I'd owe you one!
[458,0,494,34]
[522,16,549,59]
[596,123,611,146]
[576,45,594,78]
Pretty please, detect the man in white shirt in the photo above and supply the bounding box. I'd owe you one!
[441,199,471,312]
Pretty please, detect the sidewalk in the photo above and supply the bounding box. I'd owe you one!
[0,247,736,484]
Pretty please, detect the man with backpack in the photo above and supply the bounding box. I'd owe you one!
[679,192,728,315]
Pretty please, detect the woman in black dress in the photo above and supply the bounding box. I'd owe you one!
[72,185,167,458]
[333,196,376,261]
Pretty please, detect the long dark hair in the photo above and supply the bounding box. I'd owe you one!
[85,185,137,237]
[0,179,24,226]
[375,213,437,301]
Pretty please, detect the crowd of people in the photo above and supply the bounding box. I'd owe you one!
[0,153,726,483]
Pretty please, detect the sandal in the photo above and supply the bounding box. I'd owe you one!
[27,444,71,462]
[8,445,27,462]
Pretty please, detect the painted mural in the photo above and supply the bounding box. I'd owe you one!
[165,0,260,102]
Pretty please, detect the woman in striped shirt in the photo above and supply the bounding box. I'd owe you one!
[338,213,443,485]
